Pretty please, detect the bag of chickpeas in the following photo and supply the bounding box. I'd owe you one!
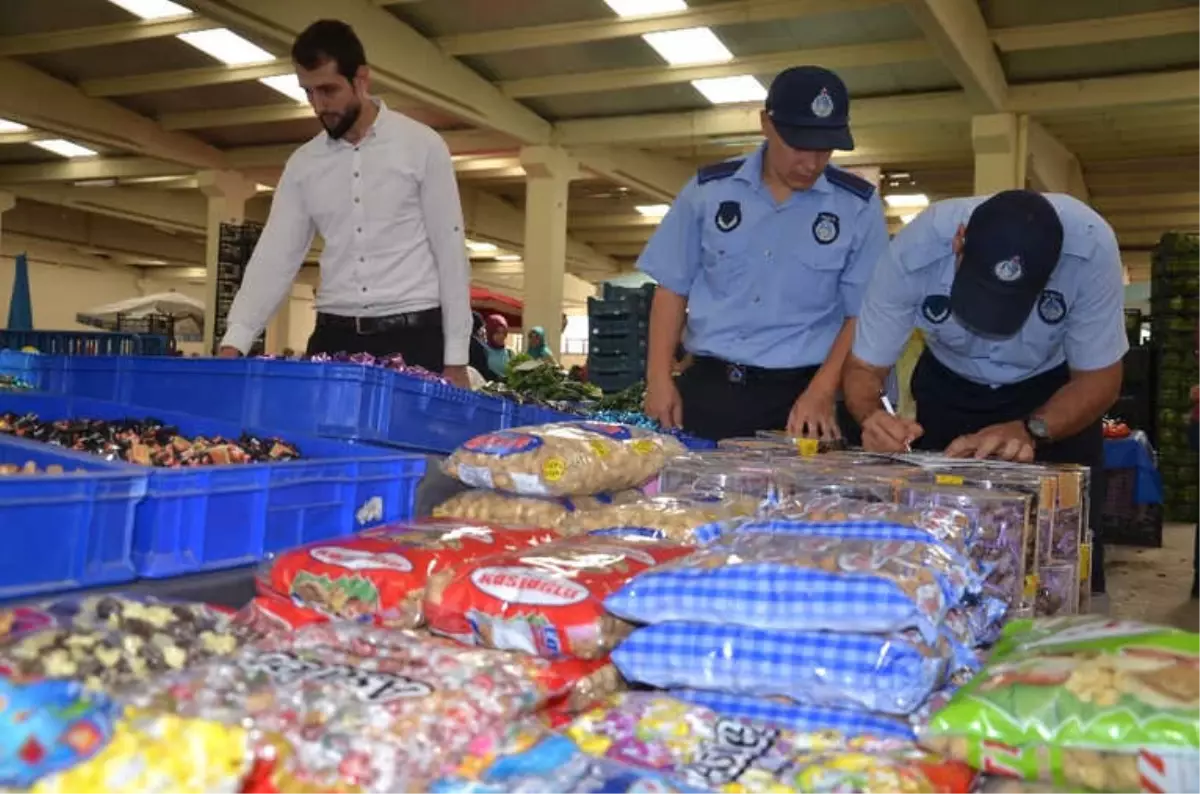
[921,615,1199,793]
[432,489,644,529]
[443,422,686,497]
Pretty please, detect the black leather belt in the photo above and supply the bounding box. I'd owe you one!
[691,355,819,385]
[316,308,442,336]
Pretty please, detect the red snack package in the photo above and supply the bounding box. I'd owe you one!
[258,519,559,628]
[423,534,693,659]
[233,593,329,640]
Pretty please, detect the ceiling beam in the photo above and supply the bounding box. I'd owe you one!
[6,199,206,265]
[902,0,1008,111]
[0,14,212,57]
[992,8,1199,52]
[0,131,53,146]
[0,158,190,184]
[1092,193,1199,213]
[569,214,662,230]
[569,147,692,203]
[1007,69,1200,114]
[185,0,550,144]
[1105,210,1199,231]
[500,40,933,98]
[83,60,292,97]
[573,228,655,245]
[159,103,313,131]
[0,58,228,170]
[555,91,970,147]
[6,184,213,235]
[437,0,891,55]
[1026,120,1089,202]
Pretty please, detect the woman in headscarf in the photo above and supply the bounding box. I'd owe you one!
[467,312,492,383]
[526,325,552,361]
[484,314,511,380]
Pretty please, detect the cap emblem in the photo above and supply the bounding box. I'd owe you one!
[811,88,835,119]
[993,256,1023,283]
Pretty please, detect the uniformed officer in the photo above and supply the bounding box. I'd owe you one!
[843,189,1127,595]
[640,66,889,442]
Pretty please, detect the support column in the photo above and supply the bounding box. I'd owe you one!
[197,170,255,354]
[0,191,15,248]
[971,113,1028,195]
[519,146,580,357]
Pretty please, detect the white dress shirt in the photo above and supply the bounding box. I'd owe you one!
[221,100,472,366]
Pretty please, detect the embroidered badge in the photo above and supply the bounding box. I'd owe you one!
[1037,289,1067,325]
[922,294,951,324]
[714,200,741,233]
[812,212,840,245]
[811,88,835,119]
[993,256,1023,283]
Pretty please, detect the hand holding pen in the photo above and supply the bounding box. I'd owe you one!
[860,391,924,453]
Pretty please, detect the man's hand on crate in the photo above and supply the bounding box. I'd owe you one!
[444,365,470,390]
[218,346,243,359]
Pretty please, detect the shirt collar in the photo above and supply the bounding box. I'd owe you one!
[324,98,388,148]
[733,143,832,195]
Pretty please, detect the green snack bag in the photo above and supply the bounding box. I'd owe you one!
[922,616,1199,793]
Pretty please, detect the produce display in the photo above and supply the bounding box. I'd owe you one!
[0,413,300,467]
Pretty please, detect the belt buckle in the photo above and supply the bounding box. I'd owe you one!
[727,364,745,384]
[354,316,364,335]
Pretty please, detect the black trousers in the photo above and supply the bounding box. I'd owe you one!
[677,356,860,444]
[911,350,1107,592]
[306,315,445,373]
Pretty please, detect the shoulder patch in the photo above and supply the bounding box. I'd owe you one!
[824,166,875,201]
[696,159,744,185]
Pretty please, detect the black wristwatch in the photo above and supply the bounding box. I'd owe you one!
[1024,416,1051,446]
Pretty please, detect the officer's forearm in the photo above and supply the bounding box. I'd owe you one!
[1035,361,1123,440]
[647,287,688,384]
[843,354,891,424]
[808,319,855,397]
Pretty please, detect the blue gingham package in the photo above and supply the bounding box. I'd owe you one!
[612,622,948,715]
[604,532,971,641]
[669,690,916,742]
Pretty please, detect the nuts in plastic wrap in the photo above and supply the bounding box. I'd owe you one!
[423,534,693,659]
[563,692,977,793]
[779,496,975,554]
[1048,465,1087,566]
[613,622,952,716]
[558,494,760,543]
[444,422,686,497]
[0,677,117,789]
[775,468,899,504]
[604,532,975,643]
[657,455,785,502]
[1034,562,1078,618]
[671,689,918,742]
[922,616,1200,793]
[126,623,571,793]
[258,519,559,627]
[432,489,642,528]
[0,595,242,692]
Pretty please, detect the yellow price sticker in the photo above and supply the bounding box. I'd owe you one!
[589,439,610,458]
[936,474,964,486]
[795,438,819,457]
[1079,543,1092,582]
[631,439,656,456]
[542,456,567,482]
[1023,574,1040,602]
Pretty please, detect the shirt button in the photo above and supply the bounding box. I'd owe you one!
[361,287,367,293]
[765,250,772,257]
[357,227,362,233]
[354,197,360,203]
[359,257,365,263]
[354,172,360,178]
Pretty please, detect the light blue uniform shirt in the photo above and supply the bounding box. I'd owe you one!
[853,194,1129,386]
[637,145,889,369]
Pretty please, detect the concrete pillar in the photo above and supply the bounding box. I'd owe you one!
[519,146,580,357]
[0,191,15,245]
[197,170,255,354]
[971,113,1028,195]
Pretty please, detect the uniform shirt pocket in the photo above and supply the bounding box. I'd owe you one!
[699,236,748,300]
[998,318,1069,370]
[774,249,844,314]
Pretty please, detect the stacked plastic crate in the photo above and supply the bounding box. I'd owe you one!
[1149,232,1199,522]
[587,283,654,393]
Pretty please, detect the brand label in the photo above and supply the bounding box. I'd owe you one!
[470,566,589,606]
[463,432,543,456]
[573,422,632,441]
[241,650,433,703]
[309,546,413,572]
[681,719,779,787]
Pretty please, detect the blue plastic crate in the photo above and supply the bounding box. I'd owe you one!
[377,373,511,453]
[0,392,425,579]
[0,433,144,600]
[0,331,169,356]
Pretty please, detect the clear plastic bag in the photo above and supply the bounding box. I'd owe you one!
[671,690,916,742]
[559,494,760,543]
[657,456,784,502]
[433,490,643,528]
[444,422,686,497]
[1034,562,1079,618]
[776,496,974,554]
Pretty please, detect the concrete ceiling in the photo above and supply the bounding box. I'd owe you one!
[0,0,1194,288]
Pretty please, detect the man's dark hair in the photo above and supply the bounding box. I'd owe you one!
[291,19,366,83]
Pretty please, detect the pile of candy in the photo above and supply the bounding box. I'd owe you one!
[0,462,81,476]
[0,413,301,467]
[265,351,449,384]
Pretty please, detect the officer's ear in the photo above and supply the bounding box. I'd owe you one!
[759,109,772,137]
[952,223,967,258]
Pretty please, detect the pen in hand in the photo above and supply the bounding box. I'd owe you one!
[879,393,911,452]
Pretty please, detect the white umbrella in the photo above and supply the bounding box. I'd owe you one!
[77,291,205,340]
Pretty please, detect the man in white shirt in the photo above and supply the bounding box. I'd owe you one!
[218,19,472,387]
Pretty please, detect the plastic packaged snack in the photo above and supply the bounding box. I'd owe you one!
[1034,562,1078,617]
[128,623,566,792]
[671,690,917,742]
[445,422,685,497]
[258,519,559,627]
[776,468,898,504]
[232,593,329,639]
[424,534,693,659]
[922,616,1200,793]
[0,677,117,789]
[1047,465,1087,566]
[605,532,972,642]
[433,489,643,528]
[30,711,249,793]
[565,692,976,793]
[657,456,784,503]
[1077,532,1093,614]
[559,494,760,543]
[782,496,974,553]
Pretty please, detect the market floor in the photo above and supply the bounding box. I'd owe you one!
[1105,521,1198,630]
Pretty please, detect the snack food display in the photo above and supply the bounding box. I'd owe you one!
[444,422,685,497]
[433,490,642,528]
[0,461,77,475]
[558,494,760,543]
[781,496,974,553]
[922,616,1200,793]
[0,413,300,467]
[1033,562,1078,618]
[670,690,917,741]
[0,677,117,789]
[656,455,785,502]
[258,520,559,626]
[424,534,693,659]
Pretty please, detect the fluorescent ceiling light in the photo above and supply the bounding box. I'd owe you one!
[466,240,498,254]
[635,204,671,218]
[900,213,919,225]
[106,0,191,19]
[692,75,767,105]
[258,74,307,103]
[494,254,522,262]
[884,193,929,209]
[604,0,686,17]
[255,183,274,192]
[643,27,731,66]
[33,139,98,158]
[177,29,273,66]
[0,118,29,133]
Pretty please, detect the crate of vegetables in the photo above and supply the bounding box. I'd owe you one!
[0,392,425,581]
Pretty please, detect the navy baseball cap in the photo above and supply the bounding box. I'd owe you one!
[950,190,1065,339]
[765,66,854,151]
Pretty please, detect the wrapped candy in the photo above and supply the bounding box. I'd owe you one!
[303,351,448,384]
[0,677,117,789]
